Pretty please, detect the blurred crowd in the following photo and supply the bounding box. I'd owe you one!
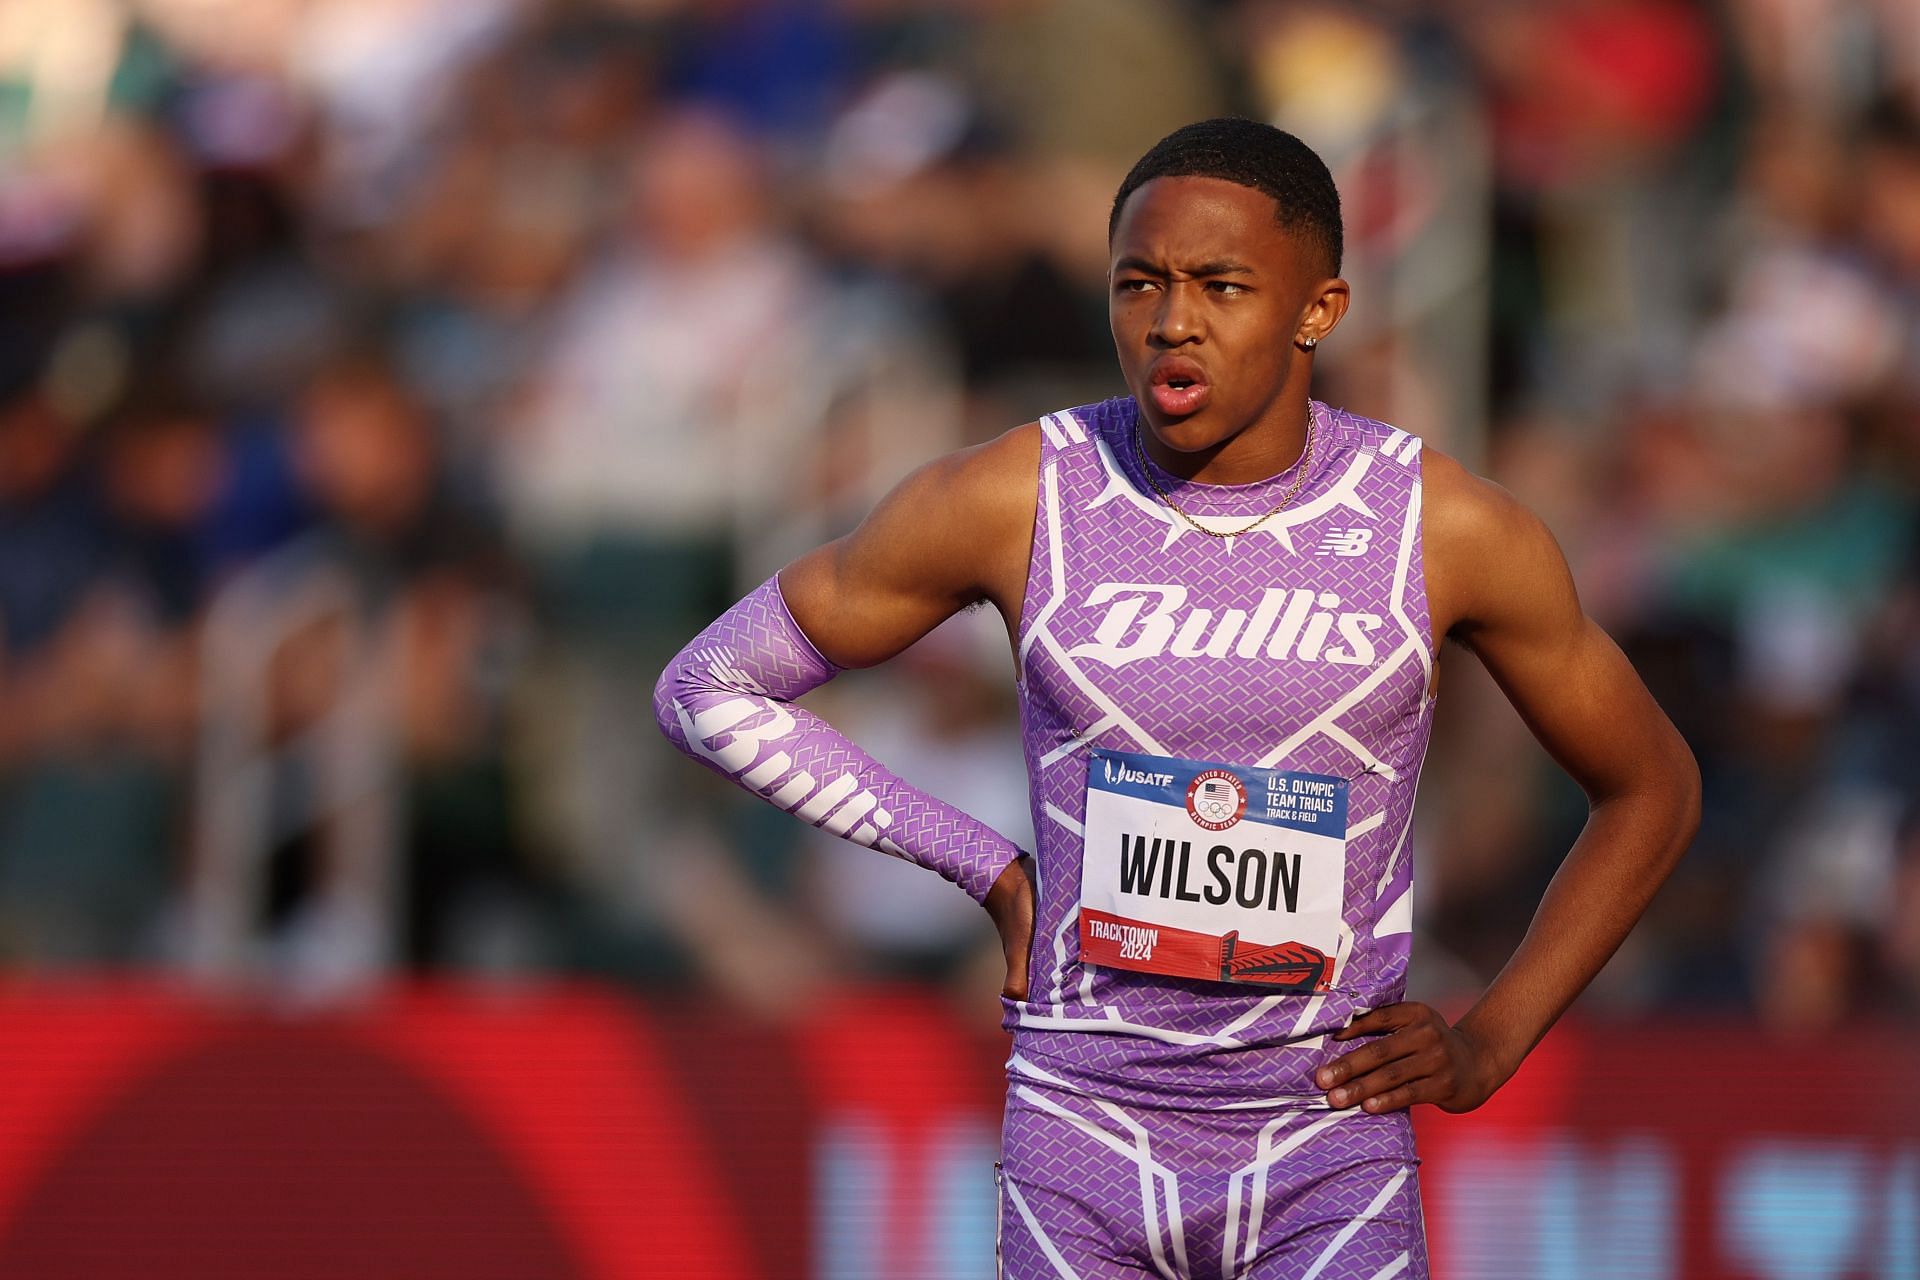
[0,0,1916,1030]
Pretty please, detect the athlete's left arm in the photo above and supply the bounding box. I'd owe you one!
[1316,449,1701,1115]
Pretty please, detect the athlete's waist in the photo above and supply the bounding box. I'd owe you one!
[1004,1028,1341,1113]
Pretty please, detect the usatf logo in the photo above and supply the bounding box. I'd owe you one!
[1105,757,1175,788]
[1185,770,1247,831]
[1315,527,1373,557]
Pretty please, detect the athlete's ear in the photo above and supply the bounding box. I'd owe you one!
[1296,277,1351,349]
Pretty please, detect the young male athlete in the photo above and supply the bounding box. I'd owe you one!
[655,118,1700,1279]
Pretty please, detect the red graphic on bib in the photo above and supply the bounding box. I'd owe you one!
[1185,770,1247,831]
[1218,932,1333,990]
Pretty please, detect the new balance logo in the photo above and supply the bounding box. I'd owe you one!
[1067,584,1383,669]
[1315,527,1373,557]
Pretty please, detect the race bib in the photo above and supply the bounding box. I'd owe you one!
[1078,748,1348,990]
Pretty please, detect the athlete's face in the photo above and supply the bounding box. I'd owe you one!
[1108,176,1347,459]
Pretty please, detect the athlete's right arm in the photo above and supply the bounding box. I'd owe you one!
[651,425,1041,916]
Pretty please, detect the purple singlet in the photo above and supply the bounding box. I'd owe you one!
[1006,394,1435,1107]
[995,396,1439,1278]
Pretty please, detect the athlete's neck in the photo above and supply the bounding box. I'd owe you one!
[1138,389,1315,487]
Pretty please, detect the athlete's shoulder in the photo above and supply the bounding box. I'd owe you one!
[831,422,1040,560]
[1420,444,1546,555]
[1418,442,1574,643]
[916,420,1041,514]
[872,421,1040,581]
[794,421,1041,651]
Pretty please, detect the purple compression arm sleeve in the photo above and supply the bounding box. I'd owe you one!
[653,576,1024,904]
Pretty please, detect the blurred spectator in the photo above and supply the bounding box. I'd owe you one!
[0,388,104,663]
[498,106,957,1008]
[813,75,1114,425]
[182,353,531,996]
[96,381,227,627]
[0,383,180,968]
[498,108,829,982]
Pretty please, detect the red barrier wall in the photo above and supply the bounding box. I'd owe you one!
[0,981,1910,1279]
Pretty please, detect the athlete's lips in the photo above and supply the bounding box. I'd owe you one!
[1146,357,1211,417]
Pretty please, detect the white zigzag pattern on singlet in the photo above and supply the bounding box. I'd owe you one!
[1289,922,1355,1042]
[1082,428,1377,554]
[1367,483,1431,915]
[1374,882,1413,939]
[1250,469,1424,775]
[1377,753,1427,901]
[1041,802,1082,1010]
[1018,461,1068,674]
[1208,916,1355,1047]
[1250,637,1419,771]
[1017,1009,1254,1047]
[1045,410,1088,445]
[1393,479,1435,697]
[1034,629,1169,755]
[1251,498,1420,776]
[1024,434,1166,1016]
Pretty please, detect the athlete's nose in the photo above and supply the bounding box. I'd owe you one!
[1150,281,1204,347]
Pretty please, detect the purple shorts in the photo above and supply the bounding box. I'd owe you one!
[997,1080,1428,1279]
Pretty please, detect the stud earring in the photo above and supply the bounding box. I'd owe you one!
[1300,336,1319,350]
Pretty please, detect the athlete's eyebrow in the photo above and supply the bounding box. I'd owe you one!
[1185,259,1256,277]
[1112,256,1257,278]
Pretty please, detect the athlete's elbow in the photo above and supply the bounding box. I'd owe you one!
[1642,728,1701,873]
[1590,728,1700,871]
[1670,736,1703,861]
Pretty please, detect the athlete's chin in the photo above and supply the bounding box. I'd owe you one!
[1140,410,1225,454]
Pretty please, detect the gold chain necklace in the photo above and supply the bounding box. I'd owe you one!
[1132,410,1317,540]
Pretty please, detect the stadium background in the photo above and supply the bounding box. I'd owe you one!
[0,0,1916,1275]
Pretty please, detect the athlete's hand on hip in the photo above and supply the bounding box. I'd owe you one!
[983,854,1036,1001]
[1315,1002,1499,1115]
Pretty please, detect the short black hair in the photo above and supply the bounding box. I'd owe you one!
[1109,118,1343,276]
